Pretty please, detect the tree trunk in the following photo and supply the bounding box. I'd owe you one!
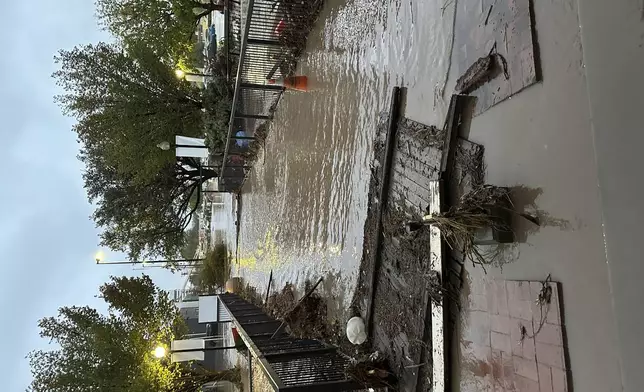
[200,169,218,181]
[207,3,225,13]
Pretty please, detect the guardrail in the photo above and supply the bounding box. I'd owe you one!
[219,293,364,391]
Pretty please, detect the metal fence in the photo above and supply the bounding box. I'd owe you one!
[217,0,324,192]
[219,293,364,391]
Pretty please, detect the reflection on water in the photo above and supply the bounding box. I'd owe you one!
[234,0,455,314]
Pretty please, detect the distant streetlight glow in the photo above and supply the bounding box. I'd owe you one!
[174,69,186,79]
[154,346,167,359]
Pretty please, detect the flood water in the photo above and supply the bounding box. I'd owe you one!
[234,0,456,317]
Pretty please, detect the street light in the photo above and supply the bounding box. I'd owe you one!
[153,346,167,359]
[96,259,203,265]
[174,69,210,79]
[94,252,204,265]
[157,141,208,150]
[153,342,243,359]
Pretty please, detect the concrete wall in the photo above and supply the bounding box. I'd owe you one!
[577,0,644,390]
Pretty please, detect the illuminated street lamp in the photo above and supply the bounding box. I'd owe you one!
[153,342,243,360]
[153,346,167,359]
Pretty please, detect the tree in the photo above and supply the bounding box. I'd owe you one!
[203,78,234,151]
[96,0,225,64]
[181,219,201,260]
[55,42,206,183]
[190,242,230,293]
[54,42,221,259]
[28,275,240,392]
[86,155,218,260]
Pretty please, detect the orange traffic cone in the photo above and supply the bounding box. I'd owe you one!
[268,76,308,92]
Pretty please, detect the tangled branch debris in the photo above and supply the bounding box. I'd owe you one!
[520,274,554,342]
[422,185,539,268]
[455,141,485,187]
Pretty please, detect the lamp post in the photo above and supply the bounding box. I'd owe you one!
[95,257,204,266]
[157,141,210,151]
[174,69,211,79]
[153,343,243,359]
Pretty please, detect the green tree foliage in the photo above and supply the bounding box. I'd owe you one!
[189,41,206,69]
[203,80,233,151]
[96,0,224,64]
[190,242,230,293]
[54,42,205,183]
[181,220,201,259]
[54,42,219,260]
[27,275,240,392]
[87,155,218,260]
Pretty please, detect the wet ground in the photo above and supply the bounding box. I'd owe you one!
[224,0,628,391]
[234,0,455,329]
[351,112,444,391]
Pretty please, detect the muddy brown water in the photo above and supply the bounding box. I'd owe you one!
[233,0,454,323]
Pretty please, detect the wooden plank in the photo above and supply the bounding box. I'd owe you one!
[394,152,441,180]
[392,174,431,206]
[365,87,403,339]
[390,188,425,218]
[440,95,466,175]
[396,134,443,169]
[397,117,445,166]
[391,148,436,190]
[432,94,470,392]
[391,181,429,214]
[392,165,432,193]
[428,180,445,392]
[380,258,411,292]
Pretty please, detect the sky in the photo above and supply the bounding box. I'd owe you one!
[0,1,184,390]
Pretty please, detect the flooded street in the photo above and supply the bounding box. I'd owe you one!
[234,0,455,314]
[219,0,644,390]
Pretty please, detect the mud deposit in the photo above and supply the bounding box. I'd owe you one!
[239,281,357,355]
[240,112,446,391]
[349,114,446,391]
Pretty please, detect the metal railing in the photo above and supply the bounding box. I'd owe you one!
[220,293,363,391]
[217,0,324,192]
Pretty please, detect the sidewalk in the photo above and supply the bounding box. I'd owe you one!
[421,0,629,390]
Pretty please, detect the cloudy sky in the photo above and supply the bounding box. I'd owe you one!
[0,1,184,390]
